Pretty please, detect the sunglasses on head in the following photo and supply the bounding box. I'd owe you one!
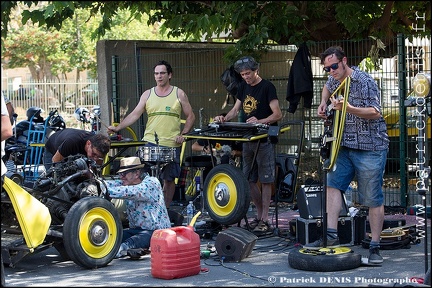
[235,58,251,65]
[323,61,342,72]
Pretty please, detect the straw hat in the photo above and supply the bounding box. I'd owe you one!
[117,156,145,173]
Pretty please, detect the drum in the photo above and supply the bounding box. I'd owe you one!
[138,146,176,163]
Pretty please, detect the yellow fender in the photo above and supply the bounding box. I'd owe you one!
[3,177,51,250]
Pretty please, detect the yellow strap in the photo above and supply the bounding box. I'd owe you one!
[325,77,351,170]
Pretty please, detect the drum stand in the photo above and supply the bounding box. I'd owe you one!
[183,156,213,217]
[149,132,166,180]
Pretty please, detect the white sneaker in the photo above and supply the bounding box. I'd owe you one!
[115,243,129,258]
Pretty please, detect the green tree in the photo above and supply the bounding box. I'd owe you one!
[3,26,70,81]
[2,1,430,64]
[1,3,182,80]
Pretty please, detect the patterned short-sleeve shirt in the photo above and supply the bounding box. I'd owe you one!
[325,66,389,151]
[105,174,171,230]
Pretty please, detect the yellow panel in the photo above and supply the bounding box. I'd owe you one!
[3,177,51,249]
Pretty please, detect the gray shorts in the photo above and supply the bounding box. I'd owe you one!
[242,140,275,183]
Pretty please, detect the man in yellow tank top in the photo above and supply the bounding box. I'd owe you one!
[108,60,195,209]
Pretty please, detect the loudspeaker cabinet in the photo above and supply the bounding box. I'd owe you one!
[215,227,258,262]
[296,184,350,219]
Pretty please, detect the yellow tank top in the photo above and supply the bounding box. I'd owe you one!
[143,86,182,147]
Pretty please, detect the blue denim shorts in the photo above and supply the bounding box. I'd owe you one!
[327,147,387,207]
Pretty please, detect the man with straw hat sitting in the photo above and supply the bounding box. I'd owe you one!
[104,156,171,259]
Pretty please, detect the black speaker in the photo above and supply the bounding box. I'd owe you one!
[297,184,349,219]
[215,227,258,262]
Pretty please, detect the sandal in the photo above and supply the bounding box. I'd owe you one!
[244,218,260,230]
[253,220,270,233]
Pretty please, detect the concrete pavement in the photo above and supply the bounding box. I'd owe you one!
[2,204,431,287]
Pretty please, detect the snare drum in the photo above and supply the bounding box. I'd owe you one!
[137,146,176,163]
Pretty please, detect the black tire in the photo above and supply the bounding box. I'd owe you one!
[1,253,5,287]
[288,247,361,272]
[53,242,71,261]
[203,164,250,225]
[63,197,122,269]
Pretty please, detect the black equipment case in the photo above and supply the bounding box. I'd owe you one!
[296,216,355,246]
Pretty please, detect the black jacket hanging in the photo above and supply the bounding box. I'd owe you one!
[286,43,313,113]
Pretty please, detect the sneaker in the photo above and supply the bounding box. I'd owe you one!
[115,243,130,259]
[303,237,340,250]
[368,247,383,264]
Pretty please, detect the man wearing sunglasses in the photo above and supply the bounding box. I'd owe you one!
[213,56,282,234]
[43,128,111,170]
[306,46,389,265]
[105,156,171,259]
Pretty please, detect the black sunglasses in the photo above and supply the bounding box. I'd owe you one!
[118,169,137,177]
[323,61,342,72]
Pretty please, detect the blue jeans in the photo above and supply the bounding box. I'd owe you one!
[43,150,53,170]
[327,147,387,207]
[122,228,154,249]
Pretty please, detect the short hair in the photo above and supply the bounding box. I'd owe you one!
[89,133,111,155]
[154,60,173,74]
[234,56,259,73]
[138,169,150,181]
[320,46,346,65]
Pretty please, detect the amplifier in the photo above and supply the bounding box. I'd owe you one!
[296,184,349,219]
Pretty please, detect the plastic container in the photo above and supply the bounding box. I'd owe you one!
[345,185,353,207]
[195,176,201,192]
[186,201,194,225]
[150,226,201,279]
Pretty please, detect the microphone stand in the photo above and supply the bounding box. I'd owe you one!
[154,132,161,179]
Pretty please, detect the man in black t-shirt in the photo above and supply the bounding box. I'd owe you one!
[212,56,282,233]
[43,128,110,170]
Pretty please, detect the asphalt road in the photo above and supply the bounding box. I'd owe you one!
[2,213,431,287]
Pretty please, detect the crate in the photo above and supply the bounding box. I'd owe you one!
[296,216,354,246]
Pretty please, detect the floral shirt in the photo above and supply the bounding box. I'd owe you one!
[105,175,171,230]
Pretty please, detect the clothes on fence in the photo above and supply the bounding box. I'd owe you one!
[286,42,314,114]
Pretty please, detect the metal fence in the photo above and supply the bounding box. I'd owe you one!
[105,36,430,208]
[3,35,431,208]
[2,79,99,129]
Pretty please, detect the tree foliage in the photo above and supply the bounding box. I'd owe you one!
[1,2,181,80]
[1,1,430,73]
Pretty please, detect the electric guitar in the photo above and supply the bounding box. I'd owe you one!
[319,77,351,170]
